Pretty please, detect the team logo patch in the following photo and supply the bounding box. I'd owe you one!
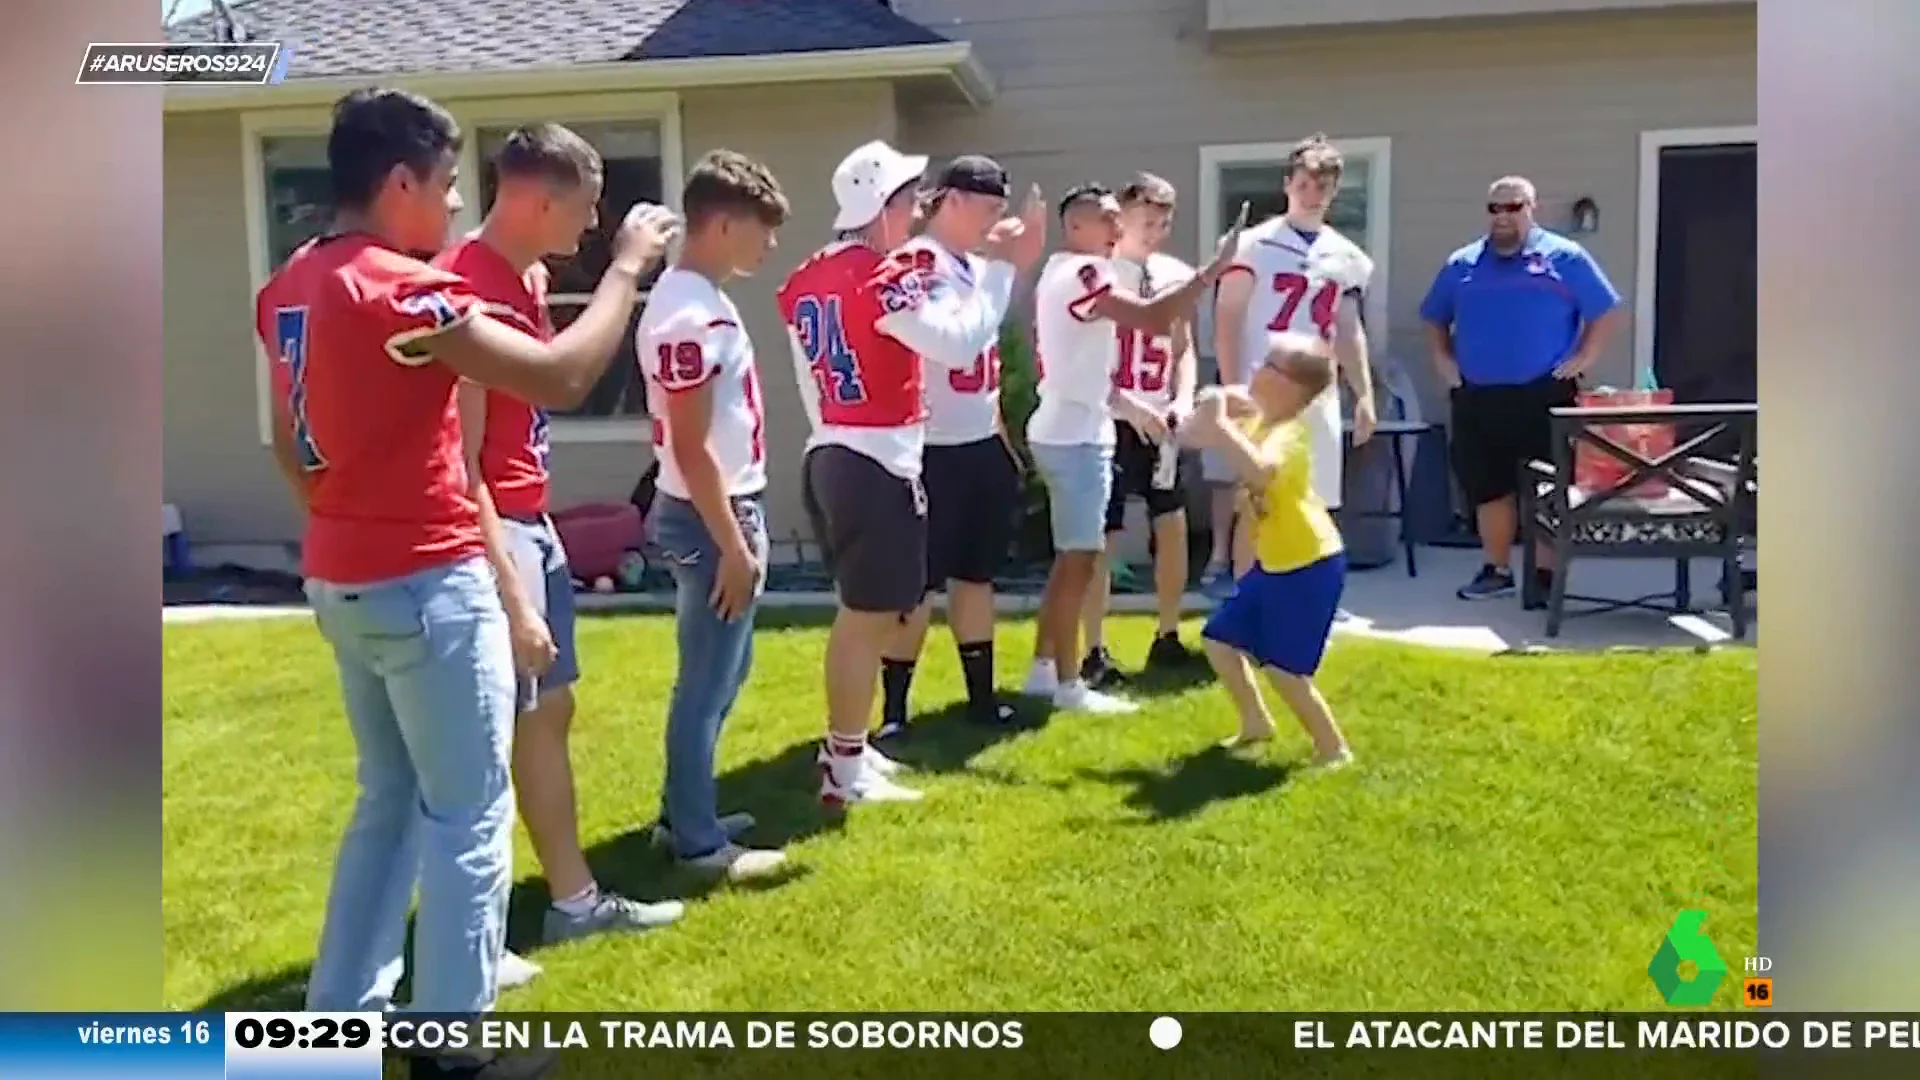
[1077,262,1103,290]
[1526,253,1550,275]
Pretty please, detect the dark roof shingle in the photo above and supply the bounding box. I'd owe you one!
[168,0,950,81]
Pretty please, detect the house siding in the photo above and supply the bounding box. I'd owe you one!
[897,1,1755,400]
[163,80,896,553]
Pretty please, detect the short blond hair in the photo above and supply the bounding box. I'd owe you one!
[1119,172,1176,209]
[1263,332,1335,397]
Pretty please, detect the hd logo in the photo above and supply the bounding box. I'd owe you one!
[1648,909,1729,1006]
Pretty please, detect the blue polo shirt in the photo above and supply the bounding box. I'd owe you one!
[1418,227,1621,386]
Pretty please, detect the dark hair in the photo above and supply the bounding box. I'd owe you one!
[1284,133,1344,182]
[493,123,602,191]
[327,87,462,211]
[682,149,790,231]
[1119,173,1176,209]
[1057,182,1111,221]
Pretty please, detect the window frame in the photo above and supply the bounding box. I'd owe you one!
[1194,137,1393,366]
[239,91,684,447]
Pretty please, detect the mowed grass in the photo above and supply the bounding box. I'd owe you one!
[164,611,1755,1012]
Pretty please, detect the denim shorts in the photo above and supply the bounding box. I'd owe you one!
[502,516,578,709]
[1030,441,1115,553]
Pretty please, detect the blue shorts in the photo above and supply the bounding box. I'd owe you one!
[503,516,579,709]
[1202,553,1346,677]
[1030,441,1115,553]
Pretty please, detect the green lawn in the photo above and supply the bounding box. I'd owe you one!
[163,612,1755,1012]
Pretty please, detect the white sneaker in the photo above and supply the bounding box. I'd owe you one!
[1022,662,1060,698]
[818,743,903,778]
[821,763,925,807]
[1054,680,1138,714]
[498,949,543,990]
[683,843,789,884]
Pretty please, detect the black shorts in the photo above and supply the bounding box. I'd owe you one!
[1104,421,1187,533]
[1449,374,1579,505]
[802,444,928,614]
[924,436,1021,588]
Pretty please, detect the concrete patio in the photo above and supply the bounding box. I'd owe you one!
[163,545,1753,654]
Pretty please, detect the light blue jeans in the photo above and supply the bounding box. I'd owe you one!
[647,493,767,859]
[302,556,517,1014]
[1031,441,1116,552]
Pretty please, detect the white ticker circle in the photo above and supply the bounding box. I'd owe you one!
[1148,1016,1183,1050]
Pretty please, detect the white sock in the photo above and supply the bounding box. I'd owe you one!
[1029,659,1058,682]
[825,732,867,787]
[553,883,600,917]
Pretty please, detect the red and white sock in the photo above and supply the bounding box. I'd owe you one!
[824,731,867,789]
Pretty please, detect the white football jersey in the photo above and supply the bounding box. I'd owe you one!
[1028,252,1121,447]
[902,236,1002,447]
[1110,252,1195,410]
[1228,220,1374,510]
[638,268,767,499]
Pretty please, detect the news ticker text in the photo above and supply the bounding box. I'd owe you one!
[77,43,290,85]
[24,1012,1920,1075]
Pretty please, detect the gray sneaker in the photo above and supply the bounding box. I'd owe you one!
[1455,565,1516,600]
[541,890,685,945]
[649,811,756,849]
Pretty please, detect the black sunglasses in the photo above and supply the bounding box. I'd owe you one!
[1487,201,1529,214]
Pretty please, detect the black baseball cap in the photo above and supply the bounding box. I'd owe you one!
[929,154,1010,198]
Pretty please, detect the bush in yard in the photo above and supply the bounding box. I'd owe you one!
[996,320,1053,568]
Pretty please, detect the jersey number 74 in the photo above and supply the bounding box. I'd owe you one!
[792,294,867,405]
[1267,271,1341,342]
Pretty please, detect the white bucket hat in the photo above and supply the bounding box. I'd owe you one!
[831,140,929,230]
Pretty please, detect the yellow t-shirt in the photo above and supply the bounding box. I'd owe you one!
[1242,417,1344,573]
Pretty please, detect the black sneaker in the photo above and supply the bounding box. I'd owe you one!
[874,717,911,741]
[1456,565,1516,601]
[1145,632,1203,669]
[970,699,1021,727]
[411,1050,557,1080]
[1080,647,1125,690]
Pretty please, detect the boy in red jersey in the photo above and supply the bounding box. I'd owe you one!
[638,151,790,883]
[283,88,673,1080]
[777,141,1045,807]
[438,124,685,945]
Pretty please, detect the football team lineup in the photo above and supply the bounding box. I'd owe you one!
[200,77,1762,1078]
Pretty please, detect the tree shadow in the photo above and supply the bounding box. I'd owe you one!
[1078,744,1293,823]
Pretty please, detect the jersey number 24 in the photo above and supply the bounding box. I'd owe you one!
[792,294,866,405]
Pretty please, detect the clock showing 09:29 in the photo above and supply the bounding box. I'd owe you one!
[223,1011,385,1080]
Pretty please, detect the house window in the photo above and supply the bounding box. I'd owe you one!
[1195,139,1390,378]
[261,134,333,267]
[477,120,665,422]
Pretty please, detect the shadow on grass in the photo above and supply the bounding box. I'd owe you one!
[872,698,1050,777]
[1078,744,1292,823]
[194,736,845,1011]
[1108,659,1215,699]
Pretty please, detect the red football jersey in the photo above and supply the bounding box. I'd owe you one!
[295,234,487,584]
[776,243,925,428]
[434,236,555,519]
[256,234,345,447]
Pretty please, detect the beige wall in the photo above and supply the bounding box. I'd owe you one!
[898,0,1755,400]
[167,6,1757,555]
[162,80,895,552]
